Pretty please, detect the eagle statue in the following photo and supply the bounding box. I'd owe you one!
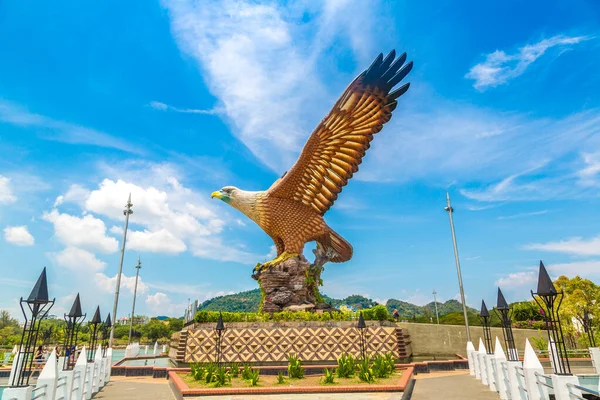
[212,50,412,270]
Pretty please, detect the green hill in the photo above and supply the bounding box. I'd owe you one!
[198,289,261,312]
[197,290,475,317]
[385,298,477,318]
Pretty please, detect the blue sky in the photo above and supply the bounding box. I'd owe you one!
[0,0,599,319]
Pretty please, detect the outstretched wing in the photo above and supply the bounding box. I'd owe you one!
[268,50,412,215]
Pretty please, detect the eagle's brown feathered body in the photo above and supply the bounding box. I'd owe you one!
[214,50,412,264]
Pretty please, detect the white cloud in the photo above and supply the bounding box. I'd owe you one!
[42,209,118,253]
[127,229,187,254]
[524,236,600,256]
[495,271,537,289]
[547,260,600,278]
[162,0,385,173]
[95,272,148,295]
[0,176,16,204]
[497,210,549,220]
[149,101,220,115]
[190,236,261,264]
[466,35,592,90]
[54,184,90,207]
[0,101,142,154]
[3,226,34,246]
[145,292,185,317]
[51,247,106,272]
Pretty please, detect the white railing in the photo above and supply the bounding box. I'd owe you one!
[515,365,528,396]
[30,385,47,400]
[535,371,554,396]
[567,383,600,400]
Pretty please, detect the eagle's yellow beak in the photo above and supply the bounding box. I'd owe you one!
[211,191,223,199]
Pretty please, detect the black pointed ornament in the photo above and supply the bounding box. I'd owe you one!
[497,288,509,310]
[480,300,490,317]
[27,267,49,304]
[357,311,366,329]
[536,261,557,296]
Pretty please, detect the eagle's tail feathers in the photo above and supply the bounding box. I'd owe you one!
[319,229,353,263]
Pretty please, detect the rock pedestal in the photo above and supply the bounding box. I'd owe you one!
[252,254,329,313]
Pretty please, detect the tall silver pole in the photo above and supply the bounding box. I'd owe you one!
[109,194,133,347]
[433,290,440,325]
[128,256,142,345]
[444,192,471,341]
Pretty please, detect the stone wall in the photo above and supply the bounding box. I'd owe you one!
[183,321,402,363]
[397,322,545,356]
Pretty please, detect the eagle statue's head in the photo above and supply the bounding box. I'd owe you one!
[211,186,260,220]
[211,186,238,204]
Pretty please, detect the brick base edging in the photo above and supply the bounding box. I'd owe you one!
[168,367,414,397]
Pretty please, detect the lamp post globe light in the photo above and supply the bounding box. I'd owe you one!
[531,260,571,375]
[102,313,112,358]
[214,313,226,365]
[63,294,86,371]
[88,306,102,362]
[495,288,518,361]
[11,268,55,387]
[479,300,492,354]
[357,311,367,360]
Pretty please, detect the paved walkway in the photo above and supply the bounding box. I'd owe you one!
[94,377,175,400]
[412,371,499,400]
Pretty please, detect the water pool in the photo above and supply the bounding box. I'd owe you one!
[111,349,126,362]
[118,357,174,367]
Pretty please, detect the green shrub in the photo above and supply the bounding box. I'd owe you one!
[214,366,230,387]
[322,368,335,384]
[249,369,260,386]
[372,305,389,321]
[372,354,394,378]
[204,363,217,384]
[193,310,388,323]
[287,354,305,379]
[229,363,239,378]
[357,357,374,383]
[190,363,205,381]
[241,364,253,380]
[530,334,548,351]
[277,371,285,384]
[336,353,356,378]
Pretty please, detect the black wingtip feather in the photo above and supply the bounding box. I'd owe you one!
[386,100,398,112]
[389,82,410,100]
[365,53,384,83]
[380,50,396,72]
[381,52,407,82]
[386,61,413,91]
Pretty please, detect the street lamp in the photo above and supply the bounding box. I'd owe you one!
[532,260,571,375]
[88,306,102,362]
[128,256,142,345]
[582,309,596,348]
[214,313,226,365]
[63,294,86,371]
[444,192,471,341]
[109,194,133,347]
[432,290,440,325]
[102,314,112,358]
[495,288,518,361]
[479,300,492,354]
[357,311,367,360]
[11,268,55,387]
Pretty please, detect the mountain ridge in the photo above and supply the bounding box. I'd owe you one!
[197,289,476,317]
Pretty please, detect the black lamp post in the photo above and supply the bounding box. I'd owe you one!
[214,313,226,365]
[11,268,55,387]
[581,309,596,348]
[88,306,102,362]
[357,311,367,360]
[532,260,571,375]
[63,294,86,370]
[479,300,492,354]
[102,313,112,358]
[495,288,518,361]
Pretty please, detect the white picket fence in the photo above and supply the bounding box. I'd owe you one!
[467,338,600,400]
[2,344,119,400]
